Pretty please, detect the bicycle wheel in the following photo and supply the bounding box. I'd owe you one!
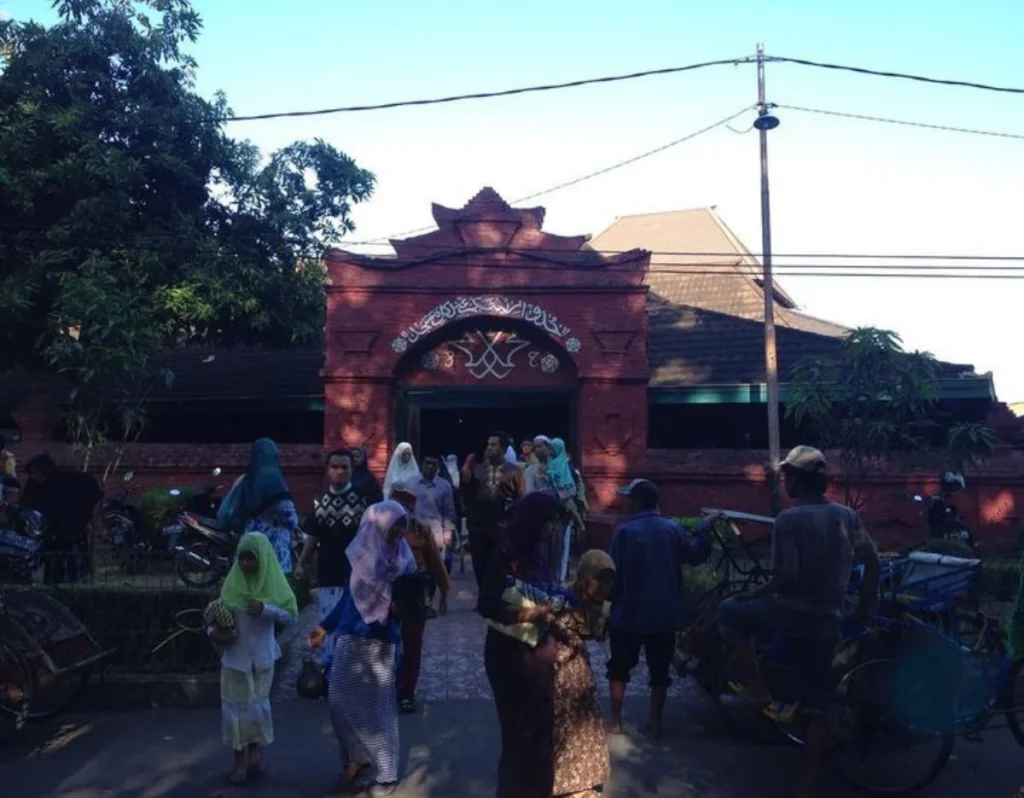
[825,655,955,795]
[25,667,90,721]
[0,638,33,745]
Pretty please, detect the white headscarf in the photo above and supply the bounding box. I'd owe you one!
[383,442,420,499]
[504,445,518,466]
[345,501,417,625]
[445,454,460,489]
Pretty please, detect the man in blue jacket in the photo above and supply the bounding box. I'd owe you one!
[606,478,715,739]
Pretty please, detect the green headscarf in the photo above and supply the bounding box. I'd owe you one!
[220,532,298,616]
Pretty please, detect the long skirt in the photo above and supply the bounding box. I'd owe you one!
[552,639,610,795]
[328,635,400,785]
[484,628,557,798]
[317,586,347,668]
[221,665,274,750]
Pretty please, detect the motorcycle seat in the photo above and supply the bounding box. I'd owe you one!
[187,513,224,532]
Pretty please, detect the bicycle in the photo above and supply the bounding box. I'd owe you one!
[674,512,958,794]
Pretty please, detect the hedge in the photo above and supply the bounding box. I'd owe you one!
[36,574,312,674]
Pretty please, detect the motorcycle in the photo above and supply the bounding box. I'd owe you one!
[161,468,224,552]
[0,483,43,584]
[100,471,151,573]
[913,493,976,550]
[171,469,236,588]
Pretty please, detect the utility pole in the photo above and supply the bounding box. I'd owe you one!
[754,43,782,514]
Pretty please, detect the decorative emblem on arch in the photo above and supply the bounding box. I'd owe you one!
[391,295,581,355]
[450,330,530,380]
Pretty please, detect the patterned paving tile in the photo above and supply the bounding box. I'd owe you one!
[274,570,698,705]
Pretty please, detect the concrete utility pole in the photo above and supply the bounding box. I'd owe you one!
[754,43,782,515]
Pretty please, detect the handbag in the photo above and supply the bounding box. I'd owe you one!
[296,656,326,700]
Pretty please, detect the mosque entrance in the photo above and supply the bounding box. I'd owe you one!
[396,387,575,464]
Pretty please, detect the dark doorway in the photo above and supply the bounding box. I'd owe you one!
[398,388,575,463]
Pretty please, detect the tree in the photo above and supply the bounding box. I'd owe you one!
[786,328,940,508]
[0,0,374,464]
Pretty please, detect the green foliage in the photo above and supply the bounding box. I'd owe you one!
[787,328,940,508]
[0,0,374,458]
[134,486,191,537]
[947,422,999,473]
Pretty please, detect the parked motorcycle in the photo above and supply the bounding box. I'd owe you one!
[0,487,43,584]
[171,469,235,588]
[100,471,152,573]
[161,468,224,552]
[914,487,976,550]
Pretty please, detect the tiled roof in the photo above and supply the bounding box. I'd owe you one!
[590,208,849,338]
[647,300,972,387]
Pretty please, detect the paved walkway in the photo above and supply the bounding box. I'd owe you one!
[276,569,692,703]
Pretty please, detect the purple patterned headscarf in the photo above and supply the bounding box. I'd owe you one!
[500,491,562,583]
[346,500,417,625]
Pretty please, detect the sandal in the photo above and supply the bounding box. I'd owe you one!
[399,697,417,714]
[228,771,248,786]
[328,763,370,795]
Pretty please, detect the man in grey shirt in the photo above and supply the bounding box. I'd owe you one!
[719,445,880,798]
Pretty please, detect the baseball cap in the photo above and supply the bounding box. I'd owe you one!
[781,446,827,473]
[617,478,658,497]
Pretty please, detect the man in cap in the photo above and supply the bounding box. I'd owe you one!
[606,478,716,739]
[718,445,880,798]
[523,435,551,494]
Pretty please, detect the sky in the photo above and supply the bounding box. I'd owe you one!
[4,0,1024,400]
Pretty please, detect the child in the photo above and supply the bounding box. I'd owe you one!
[501,550,615,798]
[209,532,297,786]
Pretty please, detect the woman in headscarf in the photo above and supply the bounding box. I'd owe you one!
[309,501,416,796]
[217,438,299,573]
[210,532,298,785]
[350,445,383,503]
[382,442,419,500]
[547,439,585,583]
[477,491,564,798]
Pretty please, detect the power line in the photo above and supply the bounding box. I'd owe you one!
[767,56,1024,95]
[215,57,754,123]
[778,104,1024,140]
[210,54,1024,125]
[3,227,1024,265]
[349,107,756,245]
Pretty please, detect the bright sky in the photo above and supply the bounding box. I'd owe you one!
[5,0,1024,400]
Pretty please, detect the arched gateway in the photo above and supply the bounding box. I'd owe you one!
[323,187,651,485]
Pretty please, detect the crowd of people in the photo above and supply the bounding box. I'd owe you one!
[0,429,877,798]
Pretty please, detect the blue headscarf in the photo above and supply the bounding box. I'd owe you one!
[546,438,576,498]
[217,438,292,530]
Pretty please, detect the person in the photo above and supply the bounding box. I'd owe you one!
[437,454,463,575]
[295,449,370,664]
[396,455,457,613]
[390,487,451,713]
[477,491,564,798]
[383,442,419,500]
[547,438,585,583]
[217,438,300,574]
[351,445,383,504]
[22,454,102,584]
[210,532,298,786]
[717,446,880,798]
[524,435,551,494]
[461,432,522,591]
[309,501,416,797]
[606,478,714,739]
[0,436,16,501]
[519,436,535,467]
[512,549,615,798]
